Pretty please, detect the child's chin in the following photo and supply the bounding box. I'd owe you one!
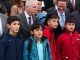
[14,31,19,33]
[38,36,42,38]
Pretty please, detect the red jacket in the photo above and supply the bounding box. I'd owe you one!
[56,31,80,60]
[43,26,56,60]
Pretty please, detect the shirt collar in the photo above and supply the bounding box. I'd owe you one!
[57,10,65,16]
[24,11,30,19]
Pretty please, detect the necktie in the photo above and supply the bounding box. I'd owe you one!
[60,13,65,29]
[71,0,75,9]
[28,17,32,26]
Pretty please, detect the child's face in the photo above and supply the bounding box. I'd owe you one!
[31,26,43,39]
[48,18,58,29]
[65,23,75,32]
[7,21,20,34]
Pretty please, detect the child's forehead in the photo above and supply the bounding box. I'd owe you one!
[34,26,43,30]
[9,21,20,25]
[11,20,20,23]
[49,18,59,21]
[66,23,75,24]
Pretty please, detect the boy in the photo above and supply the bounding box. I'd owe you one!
[43,10,59,60]
[56,16,80,60]
[0,16,23,60]
[23,22,52,60]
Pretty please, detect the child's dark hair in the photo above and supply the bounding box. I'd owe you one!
[44,10,59,26]
[56,0,66,4]
[7,16,20,25]
[65,16,75,25]
[64,16,76,32]
[31,22,43,31]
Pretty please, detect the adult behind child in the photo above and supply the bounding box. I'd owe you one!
[18,0,40,39]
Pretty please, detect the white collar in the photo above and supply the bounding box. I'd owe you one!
[24,11,30,19]
[57,10,65,16]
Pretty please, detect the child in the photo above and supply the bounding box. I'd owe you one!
[23,22,52,60]
[43,10,59,60]
[56,16,80,60]
[1,16,23,60]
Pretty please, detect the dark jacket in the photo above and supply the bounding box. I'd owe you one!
[0,1,7,14]
[71,11,80,34]
[0,33,23,60]
[39,0,55,11]
[18,13,38,39]
[67,0,80,12]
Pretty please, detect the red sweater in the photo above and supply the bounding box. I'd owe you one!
[43,26,56,60]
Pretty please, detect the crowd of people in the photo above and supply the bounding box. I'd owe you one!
[0,0,80,60]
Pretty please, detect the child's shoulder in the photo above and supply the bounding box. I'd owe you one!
[58,33,66,38]
[42,36,49,43]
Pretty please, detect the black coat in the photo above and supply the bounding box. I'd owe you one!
[0,34,23,60]
[38,0,55,11]
[71,10,80,33]
[0,1,7,14]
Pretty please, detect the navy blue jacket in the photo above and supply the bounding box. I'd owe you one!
[0,34,23,60]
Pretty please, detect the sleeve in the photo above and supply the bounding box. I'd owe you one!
[47,40,52,60]
[0,1,7,14]
[43,30,51,41]
[23,40,29,60]
[56,36,63,60]
[17,39,24,60]
[0,39,7,60]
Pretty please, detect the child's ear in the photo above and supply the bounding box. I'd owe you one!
[31,31,34,34]
[7,24,10,29]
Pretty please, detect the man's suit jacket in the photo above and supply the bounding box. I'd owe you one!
[0,13,8,39]
[71,11,80,34]
[2,0,14,15]
[0,1,7,14]
[47,7,71,40]
[67,0,80,12]
[18,13,38,39]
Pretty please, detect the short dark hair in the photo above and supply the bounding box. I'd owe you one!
[44,10,59,26]
[31,22,43,31]
[65,16,75,25]
[57,0,66,4]
[7,16,20,25]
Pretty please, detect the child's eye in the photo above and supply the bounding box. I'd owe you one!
[32,6,37,8]
[13,23,16,25]
[17,23,20,25]
[36,29,39,31]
